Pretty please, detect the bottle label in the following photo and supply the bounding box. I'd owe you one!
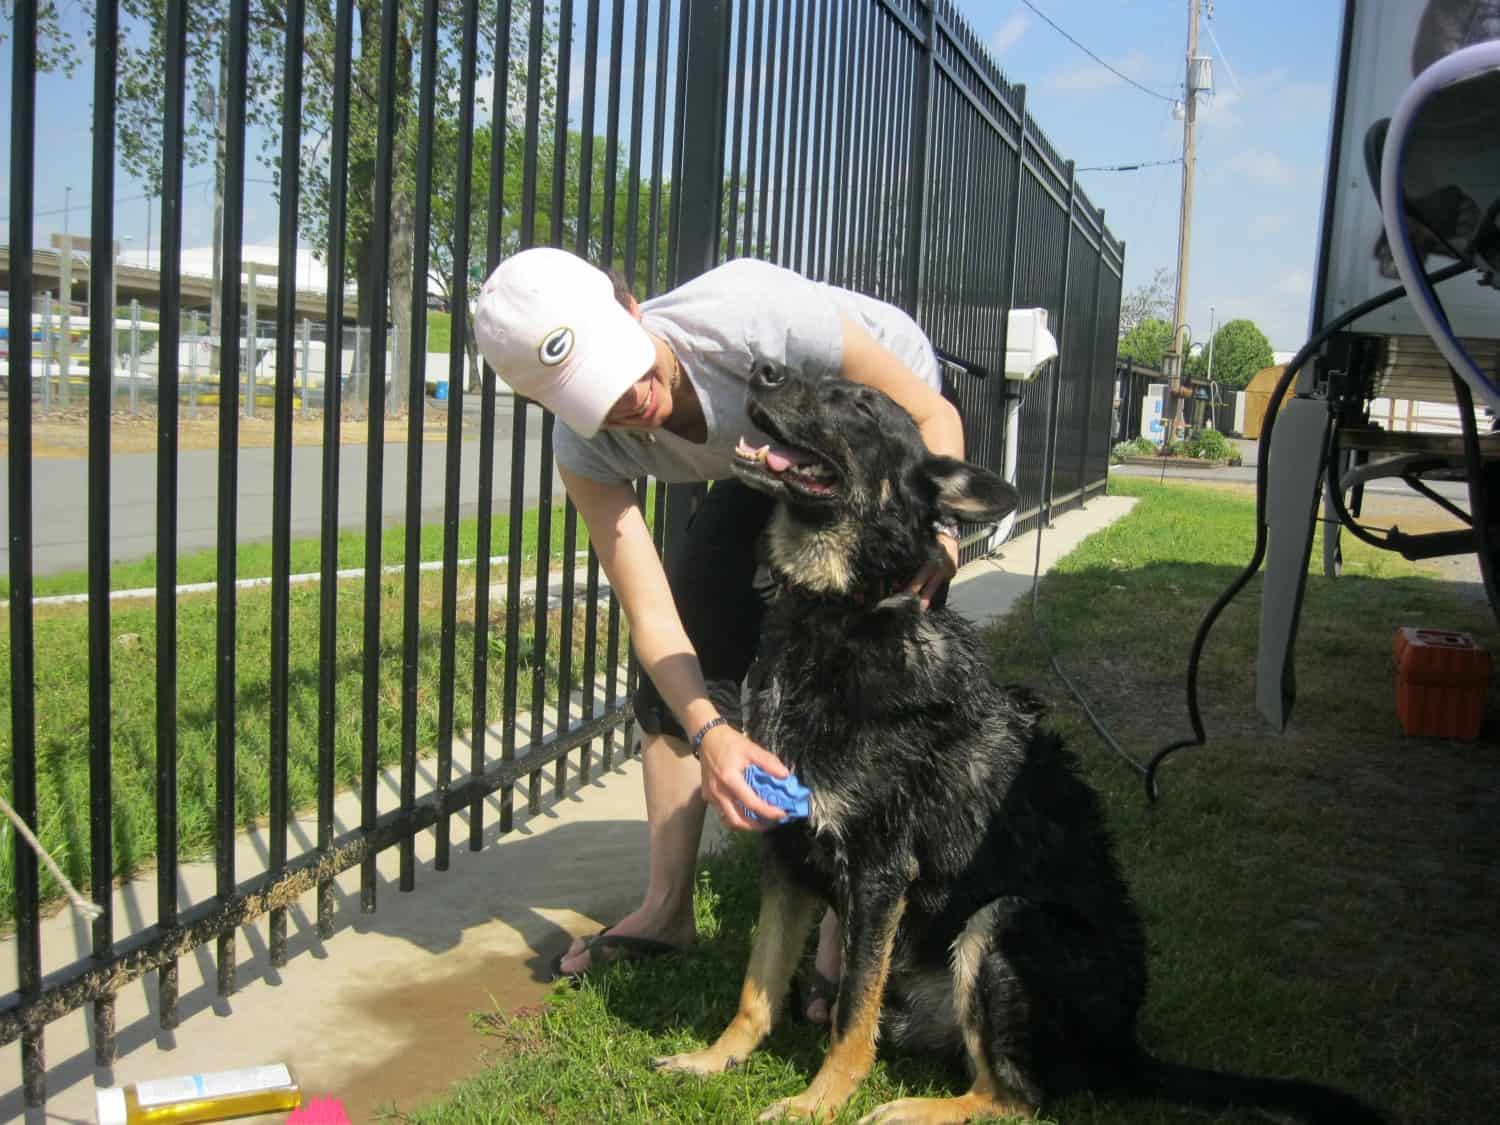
[136,1064,294,1107]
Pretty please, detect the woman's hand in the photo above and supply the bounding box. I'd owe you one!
[697,723,791,831]
[908,529,960,609]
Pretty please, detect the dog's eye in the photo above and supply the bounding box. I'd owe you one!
[855,399,879,422]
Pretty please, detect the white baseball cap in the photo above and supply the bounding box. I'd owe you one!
[474,247,656,439]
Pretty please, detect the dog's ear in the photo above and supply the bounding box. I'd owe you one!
[923,456,1019,523]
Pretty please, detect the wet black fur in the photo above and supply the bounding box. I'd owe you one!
[729,365,1386,1123]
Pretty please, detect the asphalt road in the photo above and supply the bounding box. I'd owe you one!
[4,396,567,577]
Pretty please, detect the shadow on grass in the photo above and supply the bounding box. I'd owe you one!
[466,555,1499,1124]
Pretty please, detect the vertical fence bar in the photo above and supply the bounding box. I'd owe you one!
[8,0,44,1105]
[812,0,835,278]
[317,0,354,936]
[603,0,625,267]
[399,0,440,892]
[528,0,572,814]
[268,0,307,963]
[648,0,672,289]
[1001,84,1028,518]
[502,0,546,831]
[1041,160,1077,527]
[87,0,120,1062]
[215,0,250,994]
[564,0,601,792]
[470,0,512,850]
[785,0,807,271]
[360,0,401,913]
[756,0,778,258]
[1078,211,1106,498]
[154,0,189,1028]
[435,0,481,871]
[724,0,749,260]
[741,0,765,260]
[623,0,648,283]
[768,0,791,261]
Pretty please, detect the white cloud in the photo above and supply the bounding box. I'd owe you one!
[991,10,1027,55]
[1044,49,1150,92]
[1196,88,1245,135]
[1252,211,1293,235]
[1228,147,1299,188]
[1275,270,1312,298]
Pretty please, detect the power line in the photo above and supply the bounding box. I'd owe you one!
[1019,0,1179,103]
[1078,157,1183,172]
[1200,18,1242,96]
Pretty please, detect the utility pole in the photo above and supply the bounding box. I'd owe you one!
[1162,0,1205,446]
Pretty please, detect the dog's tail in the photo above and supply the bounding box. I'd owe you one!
[1114,1053,1388,1125]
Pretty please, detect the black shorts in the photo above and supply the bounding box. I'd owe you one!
[631,479,950,742]
[632,480,777,741]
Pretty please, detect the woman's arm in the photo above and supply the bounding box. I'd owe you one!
[559,465,790,829]
[837,315,965,602]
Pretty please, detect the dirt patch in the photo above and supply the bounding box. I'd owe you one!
[334,952,554,1123]
[0,403,451,457]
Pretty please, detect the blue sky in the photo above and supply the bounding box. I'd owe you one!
[3,1,1345,352]
[950,0,1345,351]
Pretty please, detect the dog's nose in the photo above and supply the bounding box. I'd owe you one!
[753,363,787,389]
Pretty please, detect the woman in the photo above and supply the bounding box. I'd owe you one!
[474,248,963,1020]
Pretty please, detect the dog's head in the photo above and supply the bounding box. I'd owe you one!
[732,363,1018,599]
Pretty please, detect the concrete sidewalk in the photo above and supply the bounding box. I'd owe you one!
[1,493,1135,1124]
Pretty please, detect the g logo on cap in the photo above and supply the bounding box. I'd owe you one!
[538,326,575,367]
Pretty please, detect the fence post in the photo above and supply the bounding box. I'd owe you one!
[661,0,731,560]
[1040,160,1076,528]
[1000,85,1027,506]
[903,1,937,318]
[1077,209,1105,499]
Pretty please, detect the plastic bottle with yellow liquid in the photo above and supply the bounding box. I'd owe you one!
[94,1062,301,1124]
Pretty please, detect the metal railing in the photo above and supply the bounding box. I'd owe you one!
[2,0,1122,1109]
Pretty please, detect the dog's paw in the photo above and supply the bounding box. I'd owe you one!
[757,1093,833,1122]
[650,1049,740,1076]
[856,1099,934,1124]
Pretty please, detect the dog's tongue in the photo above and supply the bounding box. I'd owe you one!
[765,449,793,472]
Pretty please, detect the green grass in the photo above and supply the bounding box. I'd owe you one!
[402,476,1499,1125]
[0,504,630,924]
[428,311,452,356]
[4,508,581,601]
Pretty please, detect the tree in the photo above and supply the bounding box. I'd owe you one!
[1117,266,1174,338]
[82,2,548,409]
[427,123,674,391]
[1194,318,1274,391]
[1117,316,1173,370]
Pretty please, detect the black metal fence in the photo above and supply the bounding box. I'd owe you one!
[3,0,1121,1108]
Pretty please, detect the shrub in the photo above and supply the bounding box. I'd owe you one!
[1187,429,1232,462]
[1110,436,1159,463]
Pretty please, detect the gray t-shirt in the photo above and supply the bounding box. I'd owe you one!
[554,258,940,485]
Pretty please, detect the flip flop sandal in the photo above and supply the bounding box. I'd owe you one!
[549,928,683,983]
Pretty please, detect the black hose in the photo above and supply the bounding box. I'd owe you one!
[1142,260,1473,802]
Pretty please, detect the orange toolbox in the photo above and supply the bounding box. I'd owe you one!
[1392,627,1492,740]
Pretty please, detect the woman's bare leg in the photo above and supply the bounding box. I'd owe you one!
[556,732,705,975]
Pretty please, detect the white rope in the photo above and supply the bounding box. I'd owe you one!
[0,792,104,921]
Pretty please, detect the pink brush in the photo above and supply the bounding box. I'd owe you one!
[285,1095,350,1124]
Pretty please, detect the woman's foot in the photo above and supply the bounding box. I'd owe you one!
[804,908,842,1025]
[554,908,696,979]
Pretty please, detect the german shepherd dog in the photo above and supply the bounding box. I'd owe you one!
[653,365,1385,1125]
